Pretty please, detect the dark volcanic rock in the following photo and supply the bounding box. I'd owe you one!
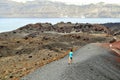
[0,22,112,58]
[0,45,12,57]
[53,22,110,34]
[0,22,111,40]
[102,23,120,35]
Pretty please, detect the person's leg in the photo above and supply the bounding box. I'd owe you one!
[68,57,72,64]
[68,57,71,64]
[70,57,72,64]
[68,57,73,64]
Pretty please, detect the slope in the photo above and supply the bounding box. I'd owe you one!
[21,43,120,80]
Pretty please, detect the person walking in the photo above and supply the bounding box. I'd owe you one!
[68,49,73,64]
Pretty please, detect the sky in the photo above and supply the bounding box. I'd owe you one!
[11,0,34,3]
[11,0,120,5]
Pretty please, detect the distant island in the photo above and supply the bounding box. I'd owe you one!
[0,0,120,18]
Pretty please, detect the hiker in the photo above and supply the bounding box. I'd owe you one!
[68,49,73,64]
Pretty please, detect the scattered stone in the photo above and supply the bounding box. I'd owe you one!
[0,54,2,57]
[9,75,13,78]
[61,48,63,50]
[43,58,46,60]
[0,46,5,49]
[13,31,16,34]
[16,41,20,43]
[42,37,49,41]
[24,37,28,40]
[28,56,32,58]
[15,51,20,55]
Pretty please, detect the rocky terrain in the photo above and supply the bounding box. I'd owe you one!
[102,23,120,36]
[21,43,120,80]
[0,22,120,80]
[0,0,120,18]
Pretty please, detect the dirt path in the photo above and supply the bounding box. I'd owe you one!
[21,43,120,80]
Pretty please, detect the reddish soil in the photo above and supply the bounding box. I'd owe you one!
[101,41,120,63]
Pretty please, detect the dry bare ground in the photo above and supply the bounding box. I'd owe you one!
[21,43,120,80]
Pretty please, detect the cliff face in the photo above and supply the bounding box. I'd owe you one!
[0,0,120,18]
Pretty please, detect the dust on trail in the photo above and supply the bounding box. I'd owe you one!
[21,43,120,80]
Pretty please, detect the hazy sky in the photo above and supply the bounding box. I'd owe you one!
[11,0,120,5]
[11,0,34,3]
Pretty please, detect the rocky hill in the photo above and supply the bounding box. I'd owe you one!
[102,23,120,35]
[0,22,111,39]
[0,22,117,80]
[0,0,120,18]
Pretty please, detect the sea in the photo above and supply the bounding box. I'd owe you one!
[0,18,120,33]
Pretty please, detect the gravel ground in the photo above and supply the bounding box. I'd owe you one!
[21,43,120,80]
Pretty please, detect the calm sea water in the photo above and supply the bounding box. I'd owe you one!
[0,18,120,33]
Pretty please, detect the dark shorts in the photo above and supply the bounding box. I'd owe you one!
[70,57,72,60]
